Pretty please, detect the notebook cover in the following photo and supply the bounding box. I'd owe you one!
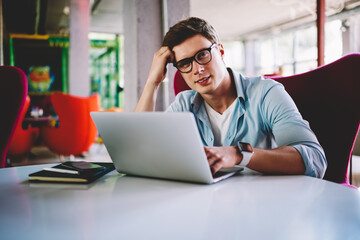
[29,162,115,184]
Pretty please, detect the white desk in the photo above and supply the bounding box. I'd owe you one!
[1,164,360,240]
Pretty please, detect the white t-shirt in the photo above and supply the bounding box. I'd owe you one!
[204,100,237,146]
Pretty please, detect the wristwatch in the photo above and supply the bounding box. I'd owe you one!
[237,142,254,167]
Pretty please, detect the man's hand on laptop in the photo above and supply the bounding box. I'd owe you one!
[204,146,242,174]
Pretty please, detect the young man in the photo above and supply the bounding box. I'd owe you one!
[135,17,327,178]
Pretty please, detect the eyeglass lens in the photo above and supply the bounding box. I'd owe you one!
[176,48,213,73]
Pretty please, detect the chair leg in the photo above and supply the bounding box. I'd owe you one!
[5,157,11,167]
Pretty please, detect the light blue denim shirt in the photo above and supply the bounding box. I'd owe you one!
[166,68,327,178]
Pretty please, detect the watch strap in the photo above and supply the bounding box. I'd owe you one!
[237,142,254,167]
[238,151,252,167]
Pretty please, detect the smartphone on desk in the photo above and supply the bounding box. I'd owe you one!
[60,161,106,173]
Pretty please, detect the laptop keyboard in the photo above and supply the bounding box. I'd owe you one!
[212,166,244,180]
[213,170,232,179]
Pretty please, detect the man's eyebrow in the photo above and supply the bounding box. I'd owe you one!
[173,52,192,63]
[174,45,209,63]
[175,51,196,62]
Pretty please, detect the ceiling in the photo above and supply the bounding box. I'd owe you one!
[190,0,358,40]
[90,0,123,34]
[90,0,358,40]
[3,0,360,40]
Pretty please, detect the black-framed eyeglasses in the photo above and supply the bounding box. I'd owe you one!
[174,43,217,73]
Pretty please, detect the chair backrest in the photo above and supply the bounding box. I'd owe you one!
[272,53,360,184]
[0,66,28,168]
[7,95,39,156]
[173,53,360,184]
[40,92,101,156]
[174,70,191,96]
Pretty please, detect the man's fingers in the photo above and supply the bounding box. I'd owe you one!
[211,161,223,174]
[205,148,219,165]
[158,47,172,59]
[207,154,218,166]
[205,146,239,171]
[204,146,216,155]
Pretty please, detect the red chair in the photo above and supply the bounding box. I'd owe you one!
[174,70,191,96]
[40,92,101,156]
[7,96,39,157]
[173,53,360,186]
[0,66,28,168]
[272,53,360,187]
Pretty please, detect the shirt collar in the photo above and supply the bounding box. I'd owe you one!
[191,67,245,113]
[228,67,245,101]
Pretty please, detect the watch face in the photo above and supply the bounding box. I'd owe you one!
[239,142,253,153]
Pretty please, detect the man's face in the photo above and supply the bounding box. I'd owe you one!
[172,34,227,95]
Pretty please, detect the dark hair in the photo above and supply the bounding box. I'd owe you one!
[162,17,220,50]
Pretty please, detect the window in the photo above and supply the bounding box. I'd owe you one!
[258,39,275,75]
[89,33,124,109]
[254,19,343,76]
[222,41,245,73]
[325,20,343,64]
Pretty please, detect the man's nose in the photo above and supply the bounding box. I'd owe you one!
[192,61,204,75]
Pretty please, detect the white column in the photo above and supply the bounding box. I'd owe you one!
[69,0,90,97]
[123,0,162,111]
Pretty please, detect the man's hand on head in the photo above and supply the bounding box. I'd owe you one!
[135,47,174,112]
[147,47,174,86]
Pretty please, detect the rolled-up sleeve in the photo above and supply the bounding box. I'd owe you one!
[261,82,327,178]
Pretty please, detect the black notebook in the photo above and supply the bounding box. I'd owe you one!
[29,162,115,184]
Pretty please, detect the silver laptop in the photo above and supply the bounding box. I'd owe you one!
[91,112,243,184]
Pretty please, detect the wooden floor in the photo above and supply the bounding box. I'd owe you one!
[6,144,360,189]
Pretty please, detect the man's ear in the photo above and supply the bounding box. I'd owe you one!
[218,43,225,59]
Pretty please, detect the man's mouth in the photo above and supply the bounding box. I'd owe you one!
[195,75,211,84]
